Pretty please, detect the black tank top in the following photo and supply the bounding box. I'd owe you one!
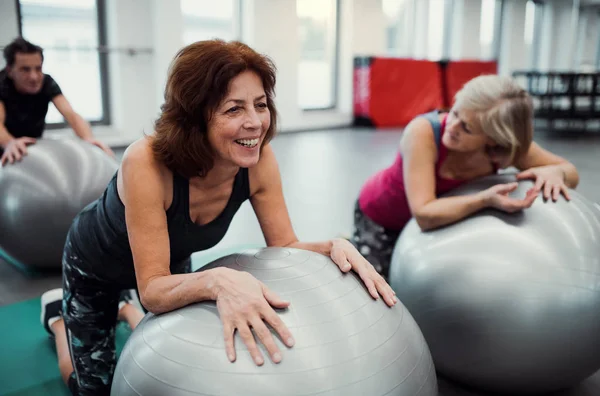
[68,168,250,286]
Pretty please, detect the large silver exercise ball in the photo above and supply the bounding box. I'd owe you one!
[389,173,600,395]
[0,139,117,269]
[111,247,438,396]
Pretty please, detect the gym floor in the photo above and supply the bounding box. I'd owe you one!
[1,125,600,395]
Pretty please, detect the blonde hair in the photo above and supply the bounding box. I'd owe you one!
[454,75,534,165]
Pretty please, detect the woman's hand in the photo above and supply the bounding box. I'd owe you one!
[516,166,571,201]
[479,182,539,213]
[329,238,397,307]
[213,268,295,366]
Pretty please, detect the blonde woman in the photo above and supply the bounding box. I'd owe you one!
[352,75,580,278]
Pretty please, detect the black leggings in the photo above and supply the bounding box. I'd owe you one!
[61,239,191,396]
[350,201,401,280]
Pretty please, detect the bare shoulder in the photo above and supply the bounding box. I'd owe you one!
[121,137,170,176]
[248,143,280,197]
[118,136,172,207]
[400,116,438,158]
[401,116,436,146]
[122,137,156,166]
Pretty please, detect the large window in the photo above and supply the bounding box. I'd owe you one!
[524,0,537,48]
[480,0,500,59]
[18,0,108,126]
[297,0,339,110]
[525,0,546,69]
[383,0,411,57]
[427,0,449,60]
[180,0,241,45]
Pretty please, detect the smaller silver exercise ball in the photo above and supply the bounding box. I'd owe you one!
[389,174,600,395]
[111,247,438,396]
[0,139,117,269]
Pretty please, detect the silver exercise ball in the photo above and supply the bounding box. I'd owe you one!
[0,139,117,269]
[111,247,438,396]
[389,173,600,395]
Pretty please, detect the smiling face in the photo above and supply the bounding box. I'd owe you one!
[207,70,271,169]
[7,52,44,94]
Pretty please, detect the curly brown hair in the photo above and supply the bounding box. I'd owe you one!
[150,40,278,178]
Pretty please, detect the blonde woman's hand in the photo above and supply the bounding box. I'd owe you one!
[516,166,570,201]
[479,182,539,213]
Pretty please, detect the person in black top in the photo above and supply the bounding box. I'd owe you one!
[0,37,113,165]
[39,39,398,395]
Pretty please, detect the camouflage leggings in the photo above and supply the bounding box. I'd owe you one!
[350,201,401,280]
[61,240,191,395]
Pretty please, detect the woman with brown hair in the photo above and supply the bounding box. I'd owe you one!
[39,40,397,395]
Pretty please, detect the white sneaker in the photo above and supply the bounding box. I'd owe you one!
[40,288,63,337]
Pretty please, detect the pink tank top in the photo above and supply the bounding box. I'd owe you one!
[358,112,466,231]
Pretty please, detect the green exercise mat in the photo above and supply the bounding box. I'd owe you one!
[0,298,131,396]
[0,244,261,396]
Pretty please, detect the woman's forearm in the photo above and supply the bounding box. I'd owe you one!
[415,193,488,231]
[141,268,222,314]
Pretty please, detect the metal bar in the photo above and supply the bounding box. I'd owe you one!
[492,0,505,62]
[97,0,111,126]
[15,0,23,36]
[596,9,600,69]
[570,0,581,70]
[0,45,153,55]
[441,0,454,60]
[332,0,341,109]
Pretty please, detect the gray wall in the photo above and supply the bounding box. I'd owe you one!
[0,1,20,69]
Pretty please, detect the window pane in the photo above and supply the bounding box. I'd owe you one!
[427,0,446,60]
[297,0,338,110]
[181,0,238,44]
[480,0,497,59]
[524,0,536,46]
[383,0,410,56]
[19,0,103,124]
[524,0,544,69]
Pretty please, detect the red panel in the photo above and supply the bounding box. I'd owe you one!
[444,61,498,107]
[369,58,443,128]
[353,60,372,118]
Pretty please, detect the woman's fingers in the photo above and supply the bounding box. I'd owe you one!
[237,321,264,366]
[561,184,571,201]
[331,247,352,272]
[535,177,546,192]
[222,320,236,362]
[358,270,379,300]
[551,185,561,202]
[373,274,397,307]
[261,283,290,309]
[250,316,282,364]
[262,305,295,348]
